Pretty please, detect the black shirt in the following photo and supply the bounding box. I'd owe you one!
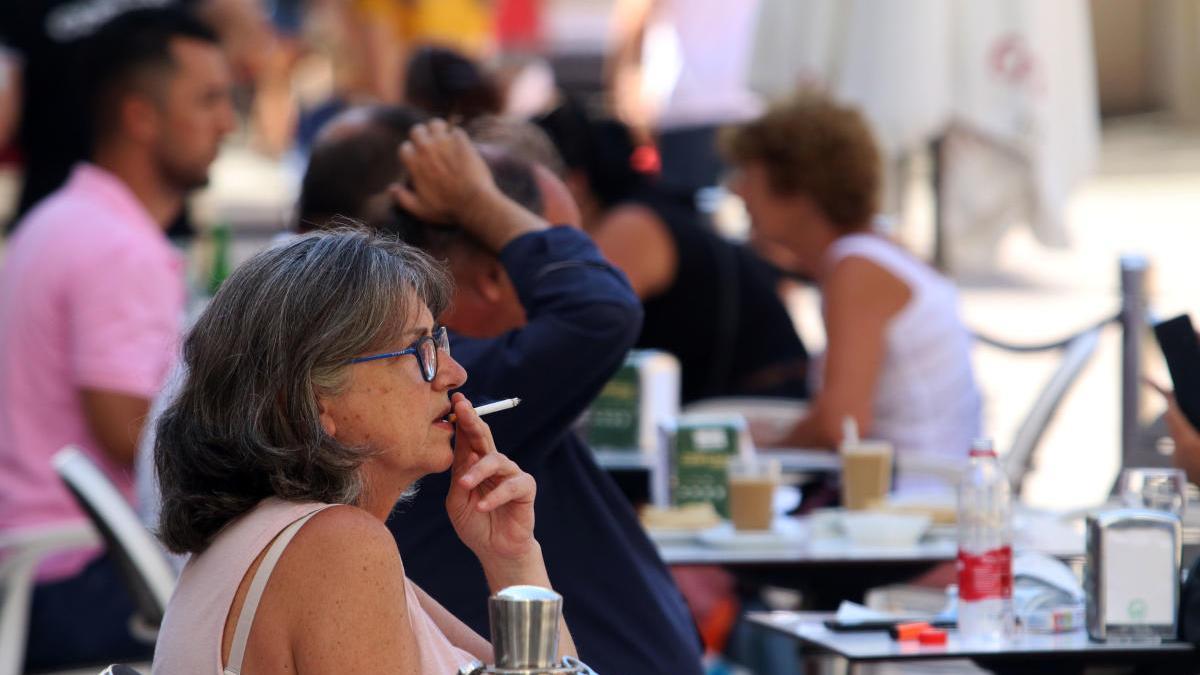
[633,189,810,403]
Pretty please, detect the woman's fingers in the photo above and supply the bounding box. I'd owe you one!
[475,472,536,512]
[457,451,517,490]
[452,396,498,457]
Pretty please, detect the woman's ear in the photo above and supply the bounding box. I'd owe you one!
[317,396,337,437]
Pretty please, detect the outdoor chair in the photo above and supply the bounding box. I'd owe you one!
[53,446,177,640]
[0,522,99,675]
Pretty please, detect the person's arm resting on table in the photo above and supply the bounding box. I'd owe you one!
[778,256,909,448]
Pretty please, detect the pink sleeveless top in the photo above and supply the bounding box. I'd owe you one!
[152,498,478,674]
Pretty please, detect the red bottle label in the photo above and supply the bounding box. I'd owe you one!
[956,545,1013,602]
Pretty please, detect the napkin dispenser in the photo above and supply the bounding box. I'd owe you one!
[457,586,598,675]
[1085,508,1181,642]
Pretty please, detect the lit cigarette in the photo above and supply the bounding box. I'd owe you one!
[448,397,521,423]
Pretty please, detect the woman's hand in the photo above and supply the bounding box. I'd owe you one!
[446,393,537,562]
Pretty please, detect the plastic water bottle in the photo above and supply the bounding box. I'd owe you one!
[956,438,1014,643]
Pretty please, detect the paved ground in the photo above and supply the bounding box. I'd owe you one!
[913,116,1200,512]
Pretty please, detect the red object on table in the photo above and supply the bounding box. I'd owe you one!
[918,628,948,645]
[891,622,932,641]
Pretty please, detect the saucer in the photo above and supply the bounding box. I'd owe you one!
[697,519,806,549]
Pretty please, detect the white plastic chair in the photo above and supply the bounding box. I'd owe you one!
[53,447,177,638]
[0,522,99,675]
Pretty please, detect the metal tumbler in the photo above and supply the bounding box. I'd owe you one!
[488,585,562,669]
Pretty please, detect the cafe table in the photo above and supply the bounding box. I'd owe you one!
[653,510,1086,607]
[655,508,1086,566]
[747,611,1197,674]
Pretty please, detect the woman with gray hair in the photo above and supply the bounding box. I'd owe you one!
[150,227,575,673]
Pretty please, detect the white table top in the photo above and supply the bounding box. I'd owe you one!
[591,447,841,475]
[747,612,1194,662]
[653,510,1086,566]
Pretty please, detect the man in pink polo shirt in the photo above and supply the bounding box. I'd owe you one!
[0,8,234,669]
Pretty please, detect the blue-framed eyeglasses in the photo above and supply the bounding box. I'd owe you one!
[346,326,449,382]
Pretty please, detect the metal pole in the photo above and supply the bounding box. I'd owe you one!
[1120,255,1149,470]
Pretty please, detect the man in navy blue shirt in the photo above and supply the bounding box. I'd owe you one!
[298,111,704,674]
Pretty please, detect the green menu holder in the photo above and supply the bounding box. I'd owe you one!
[583,359,641,451]
[671,418,741,518]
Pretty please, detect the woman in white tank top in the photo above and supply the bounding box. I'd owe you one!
[724,94,981,495]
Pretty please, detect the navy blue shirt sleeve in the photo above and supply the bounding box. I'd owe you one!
[450,227,643,466]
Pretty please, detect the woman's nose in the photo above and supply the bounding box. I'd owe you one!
[435,352,468,390]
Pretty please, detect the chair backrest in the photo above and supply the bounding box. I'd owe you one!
[52,447,176,628]
[0,523,99,675]
[977,326,1103,497]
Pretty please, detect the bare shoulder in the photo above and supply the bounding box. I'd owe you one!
[595,203,677,297]
[229,505,417,673]
[282,504,406,579]
[268,505,417,671]
[825,253,911,317]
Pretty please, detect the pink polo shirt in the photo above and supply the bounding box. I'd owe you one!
[0,163,184,581]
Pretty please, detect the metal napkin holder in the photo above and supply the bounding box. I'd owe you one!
[457,585,599,675]
[1085,508,1181,642]
[458,656,597,675]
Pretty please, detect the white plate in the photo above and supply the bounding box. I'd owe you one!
[645,527,706,545]
[697,520,806,549]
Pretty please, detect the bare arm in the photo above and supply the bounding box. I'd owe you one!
[446,393,577,660]
[592,203,677,299]
[605,0,656,132]
[778,256,909,447]
[229,506,423,674]
[80,389,150,467]
[0,50,19,152]
[1148,379,1200,485]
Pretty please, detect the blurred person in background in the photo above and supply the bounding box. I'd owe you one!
[0,0,275,233]
[0,9,234,669]
[347,0,494,105]
[297,114,705,674]
[607,0,763,199]
[404,45,503,122]
[537,101,810,405]
[725,94,981,497]
[152,227,576,673]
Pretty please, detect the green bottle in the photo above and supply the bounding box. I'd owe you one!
[208,223,231,295]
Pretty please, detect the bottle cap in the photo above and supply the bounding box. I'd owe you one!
[918,628,948,645]
[968,438,996,457]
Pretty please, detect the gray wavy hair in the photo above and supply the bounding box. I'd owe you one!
[155,226,453,554]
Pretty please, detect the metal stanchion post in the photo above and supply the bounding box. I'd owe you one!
[1120,255,1149,471]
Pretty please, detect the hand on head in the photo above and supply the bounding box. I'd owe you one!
[445,392,537,561]
[392,119,499,225]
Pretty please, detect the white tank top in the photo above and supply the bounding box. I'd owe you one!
[822,234,982,494]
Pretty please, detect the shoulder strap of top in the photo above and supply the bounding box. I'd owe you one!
[224,506,330,675]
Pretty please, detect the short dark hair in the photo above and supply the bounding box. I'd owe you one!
[156,226,453,554]
[387,149,542,259]
[404,46,501,121]
[720,93,881,232]
[298,104,543,257]
[82,7,220,148]
[297,105,428,231]
[535,99,644,208]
